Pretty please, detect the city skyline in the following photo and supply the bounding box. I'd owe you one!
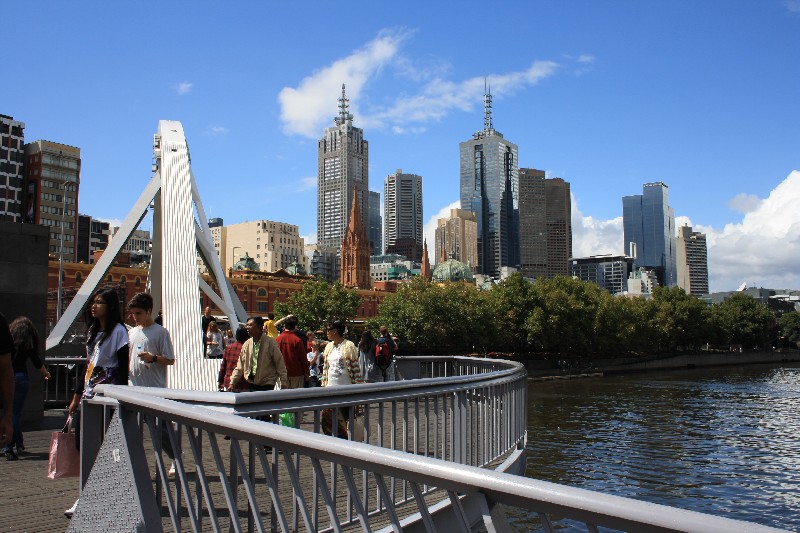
[3,2,799,291]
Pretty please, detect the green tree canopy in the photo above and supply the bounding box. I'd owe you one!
[711,292,775,349]
[779,311,800,346]
[274,280,360,332]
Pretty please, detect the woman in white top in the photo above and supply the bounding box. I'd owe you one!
[320,320,361,438]
[205,321,224,359]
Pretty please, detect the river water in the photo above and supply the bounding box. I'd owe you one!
[522,363,800,531]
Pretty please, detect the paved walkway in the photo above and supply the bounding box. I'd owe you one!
[1,409,80,533]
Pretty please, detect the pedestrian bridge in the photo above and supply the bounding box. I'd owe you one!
[66,356,784,532]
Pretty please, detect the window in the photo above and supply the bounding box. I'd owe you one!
[135,277,141,288]
[75,272,82,282]
[107,275,113,282]
[257,288,267,297]
[120,275,127,284]
[257,302,267,312]
[243,286,248,294]
[275,289,280,297]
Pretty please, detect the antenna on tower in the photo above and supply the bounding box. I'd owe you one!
[336,83,352,126]
[483,77,493,132]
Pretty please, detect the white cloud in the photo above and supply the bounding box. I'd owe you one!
[301,231,317,246]
[206,125,228,135]
[783,0,800,12]
[571,194,624,257]
[297,176,317,192]
[728,192,762,214]
[423,200,460,261]
[175,82,193,95]
[278,29,561,138]
[278,29,409,137]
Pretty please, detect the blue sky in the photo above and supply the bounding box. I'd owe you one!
[4,1,799,291]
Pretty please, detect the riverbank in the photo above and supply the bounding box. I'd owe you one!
[525,349,800,378]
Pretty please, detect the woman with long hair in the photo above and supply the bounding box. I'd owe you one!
[205,320,224,359]
[357,330,378,383]
[3,317,49,460]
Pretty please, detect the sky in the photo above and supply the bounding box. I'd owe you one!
[4,1,799,292]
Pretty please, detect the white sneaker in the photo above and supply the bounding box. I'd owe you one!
[167,462,176,479]
[64,498,79,518]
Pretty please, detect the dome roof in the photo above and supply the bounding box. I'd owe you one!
[432,258,474,283]
[233,252,259,271]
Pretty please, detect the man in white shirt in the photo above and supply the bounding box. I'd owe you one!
[128,293,175,387]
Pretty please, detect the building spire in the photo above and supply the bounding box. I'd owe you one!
[483,77,493,132]
[421,239,431,281]
[336,83,352,126]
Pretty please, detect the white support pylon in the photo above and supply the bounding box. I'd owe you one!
[46,120,247,391]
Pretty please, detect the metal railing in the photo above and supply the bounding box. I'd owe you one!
[68,356,786,533]
[43,356,85,407]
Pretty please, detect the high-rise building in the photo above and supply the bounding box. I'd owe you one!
[368,190,382,256]
[1,114,25,222]
[317,84,369,252]
[676,224,709,295]
[384,170,423,261]
[23,140,81,261]
[340,193,371,289]
[518,169,572,279]
[434,208,478,269]
[459,87,519,277]
[210,220,306,273]
[571,254,634,295]
[77,214,110,264]
[622,182,677,287]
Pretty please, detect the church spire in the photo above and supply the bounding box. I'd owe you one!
[335,83,352,126]
[339,190,371,289]
[421,239,431,281]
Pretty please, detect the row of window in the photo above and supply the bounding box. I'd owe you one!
[41,217,75,229]
[42,179,77,191]
[49,232,75,242]
[40,205,75,217]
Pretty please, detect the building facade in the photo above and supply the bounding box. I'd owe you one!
[518,169,572,279]
[676,224,709,295]
[622,182,677,287]
[317,85,369,252]
[571,254,634,295]
[459,88,519,277]
[434,208,478,269]
[1,114,25,222]
[23,140,81,261]
[384,170,423,261]
[211,220,307,274]
[77,215,110,264]
[368,190,381,256]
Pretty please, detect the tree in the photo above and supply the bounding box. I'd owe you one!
[711,293,775,349]
[274,280,360,332]
[779,311,800,347]
[486,273,535,353]
[648,286,709,352]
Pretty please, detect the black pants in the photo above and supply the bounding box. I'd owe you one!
[248,383,275,392]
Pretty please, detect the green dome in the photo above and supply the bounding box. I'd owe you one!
[432,258,474,283]
[233,252,259,271]
[286,261,306,276]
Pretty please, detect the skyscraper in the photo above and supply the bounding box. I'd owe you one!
[459,86,519,277]
[1,114,25,222]
[676,224,709,295]
[518,168,572,279]
[368,190,382,256]
[317,84,369,252]
[384,170,423,261]
[434,208,478,269]
[622,182,677,287]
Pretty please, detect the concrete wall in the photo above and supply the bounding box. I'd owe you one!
[0,221,49,427]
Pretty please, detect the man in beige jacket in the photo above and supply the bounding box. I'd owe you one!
[230,316,287,391]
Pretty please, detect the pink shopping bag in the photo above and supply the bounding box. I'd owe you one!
[48,417,79,479]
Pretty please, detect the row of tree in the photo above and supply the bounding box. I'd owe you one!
[275,275,799,357]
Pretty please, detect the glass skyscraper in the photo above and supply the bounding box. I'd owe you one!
[459,89,519,277]
[622,182,677,287]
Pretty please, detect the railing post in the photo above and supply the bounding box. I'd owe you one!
[80,398,105,490]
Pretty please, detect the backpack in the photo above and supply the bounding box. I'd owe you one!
[375,339,392,369]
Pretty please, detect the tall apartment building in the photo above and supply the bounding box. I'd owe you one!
[1,114,25,222]
[77,214,110,264]
[571,254,633,295]
[317,85,369,252]
[23,140,81,260]
[518,169,573,279]
[459,87,519,277]
[211,220,307,273]
[622,182,677,287]
[676,224,709,295]
[384,170,423,261]
[434,208,478,269]
[368,190,382,256]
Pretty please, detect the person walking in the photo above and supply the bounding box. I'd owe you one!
[320,320,361,437]
[263,313,279,338]
[374,326,398,382]
[0,313,13,450]
[229,317,287,392]
[205,321,224,359]
[3,317,49,460]
[357,330,378,383]
[219,326,248,392]
[276,315,310,389]
[201,306,214,353]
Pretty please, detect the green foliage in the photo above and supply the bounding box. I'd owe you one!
[711,292,775,349]
[274,280,360,332]
[780,311,800,346]
[486,273,535,352]
[648,286,710,352]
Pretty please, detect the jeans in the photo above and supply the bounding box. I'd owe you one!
[4,372,30,452]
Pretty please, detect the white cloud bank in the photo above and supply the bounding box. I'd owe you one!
[424,171,800,292]
[175,82,193,95]
[278,29,561,138]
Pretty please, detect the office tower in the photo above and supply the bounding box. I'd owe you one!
[622,182,677,287]
[571,254,634,295]
[77,214,110,264]
[210,220,306,273]
[544,178,572,277]
[340,193,371,288]
[23,140,81,261]
[317,84,369,252]
[368,190,382,256]
[434,208,478,269]
[384,170,423,261]
[459,86,519,277]
[676,224,709,295]
[1,115,25,222]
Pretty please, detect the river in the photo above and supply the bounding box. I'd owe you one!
[521,363,800,531]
